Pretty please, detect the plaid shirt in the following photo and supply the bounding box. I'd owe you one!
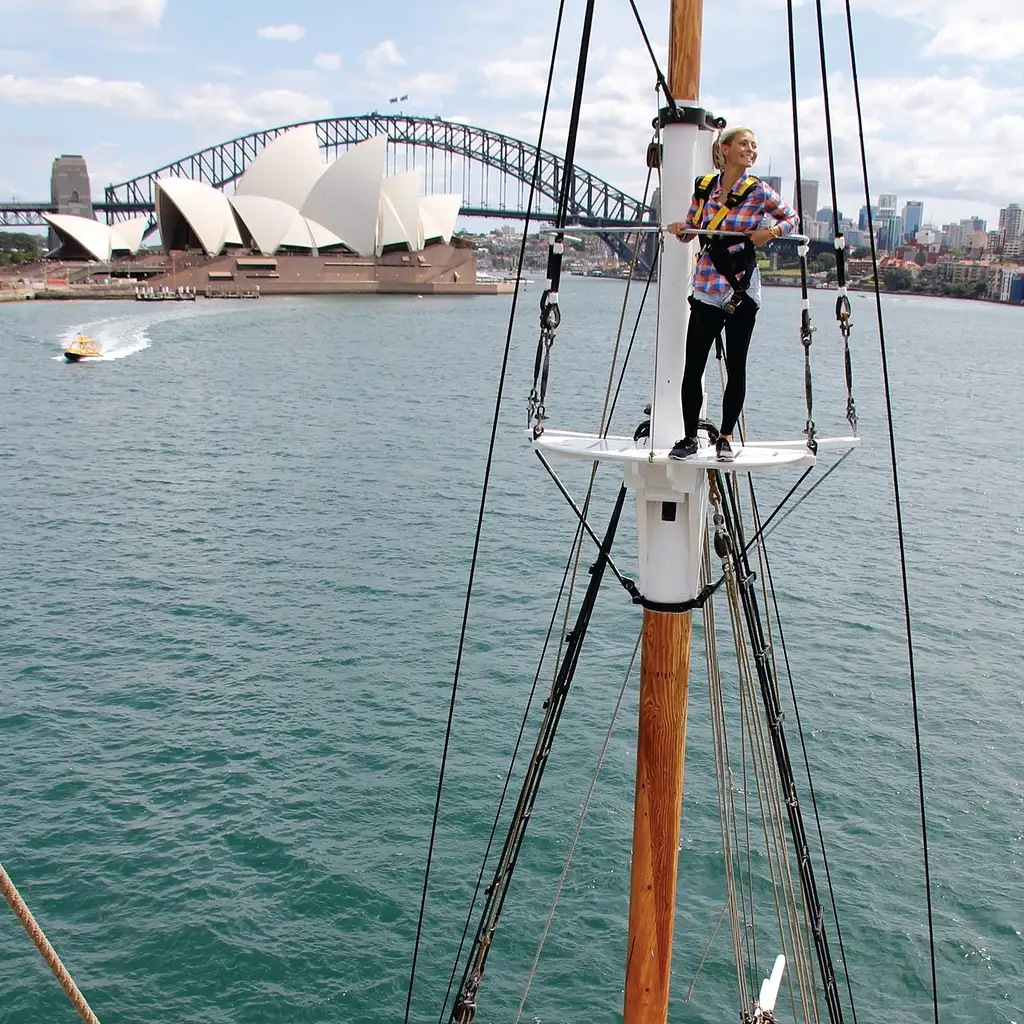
[685,176,800,297]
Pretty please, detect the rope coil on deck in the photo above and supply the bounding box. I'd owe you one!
[0,861,101,1024]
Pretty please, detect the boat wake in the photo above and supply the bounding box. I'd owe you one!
[53,303,241,363]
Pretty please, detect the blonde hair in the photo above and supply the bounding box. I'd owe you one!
[712,126,756,170]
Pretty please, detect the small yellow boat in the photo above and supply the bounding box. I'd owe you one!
[64,336,101,362]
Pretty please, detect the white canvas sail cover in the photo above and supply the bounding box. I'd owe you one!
[234,124,325,211]
[301,134,387,256]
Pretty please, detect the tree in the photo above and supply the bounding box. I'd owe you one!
[913,249,928,267]
[882,267,913,292]
[0,231,44,265]
[851,245,872,258]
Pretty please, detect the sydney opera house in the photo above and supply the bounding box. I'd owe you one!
[41,126,483,294]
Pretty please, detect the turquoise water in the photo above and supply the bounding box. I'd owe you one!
[1,281,1021,1024]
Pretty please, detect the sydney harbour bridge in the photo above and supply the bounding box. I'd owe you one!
[0,113,823,265]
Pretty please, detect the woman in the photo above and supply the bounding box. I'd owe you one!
[665,126,800,462]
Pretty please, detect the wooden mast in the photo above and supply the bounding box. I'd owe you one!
[624,1,703,1022]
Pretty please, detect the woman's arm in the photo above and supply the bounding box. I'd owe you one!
[761,183,801,237]
[667,191,703,242]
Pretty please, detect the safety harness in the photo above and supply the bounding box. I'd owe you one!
[693,172,760,312]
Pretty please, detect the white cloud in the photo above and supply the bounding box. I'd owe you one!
[67,0,166,28]
[168,84,330,127]
[481,58,548,100]
[257,23,305,43]
[848,1,1024,60]
[0,72,154,110]
[401,72,457,98]
[363,40,405,72]
[313,52,341,72]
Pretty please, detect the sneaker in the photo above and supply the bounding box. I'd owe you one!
[668,436,699,460]
[716,437,736,462]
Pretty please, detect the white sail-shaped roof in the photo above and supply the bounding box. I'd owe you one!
[304,217,346,251]
[156,177,242,257]
[301,134,387,256]
[229,194,313,253]
[419,193,462,246]
[234,124,325,210]
[378,170,421,253]
[110,217,149,254]
[43,213,113,261]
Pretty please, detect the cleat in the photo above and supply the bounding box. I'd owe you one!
[668,436,699,460]
[716,437,736,462]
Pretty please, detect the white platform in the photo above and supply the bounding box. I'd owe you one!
[532,430,859,467]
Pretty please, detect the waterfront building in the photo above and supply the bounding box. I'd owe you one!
[998,203,1022,246]
[42,126,462,262]
[902,201,923,240]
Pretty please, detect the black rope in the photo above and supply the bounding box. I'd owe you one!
[715,470,846,1024]
[607,248,659,436]
[449,486,629,1023]
[745,480,860,1023]
[812,0,858,435]
[438,512,589,1024]
[784,0,817,451]
[528,0,597,438]
[626,0,678,114]
[403,3,569,1020]
[843,2,938,1019]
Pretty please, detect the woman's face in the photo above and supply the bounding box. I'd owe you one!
[722,131,757,168]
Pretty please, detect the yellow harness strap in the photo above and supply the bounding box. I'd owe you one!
[704,175,759,233]
[691,172,719,226]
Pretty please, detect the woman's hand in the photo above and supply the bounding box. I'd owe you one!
[749,227,777,247]
[666,221,695,243]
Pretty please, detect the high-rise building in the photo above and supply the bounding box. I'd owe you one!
[763,175,783,195]
[858,205,877,232]
[999,203,1022,244]
[877,192,898,216]
[49,154,93,251]
[877,214,903,251]
[793,180,819,228]
[902,201,923,240]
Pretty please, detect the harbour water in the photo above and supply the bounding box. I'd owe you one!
[1,280,1021,1024]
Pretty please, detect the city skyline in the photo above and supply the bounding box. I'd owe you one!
[0,2,1021,231]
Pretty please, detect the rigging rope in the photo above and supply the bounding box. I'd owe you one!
[713,468,848,1024]
[785,0,817,452]
[1,862,102,1024]
[450,486,629,1024]
[403,3,569,1018]
[437,513,592,1024]
[513,628,642,1023]
[744,478,861,1024]
[842,1,939,1018]
[528,0,598,439]
[811,0,858,435]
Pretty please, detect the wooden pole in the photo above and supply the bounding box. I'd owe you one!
[624,609,693,1023]
[668,0,702,101]
[624,2,703,1022]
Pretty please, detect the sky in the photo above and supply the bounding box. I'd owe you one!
[1,0,1022,232]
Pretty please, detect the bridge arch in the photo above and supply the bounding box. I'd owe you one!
[104,114,654,230]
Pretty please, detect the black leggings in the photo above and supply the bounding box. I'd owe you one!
[681,296,758,439]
